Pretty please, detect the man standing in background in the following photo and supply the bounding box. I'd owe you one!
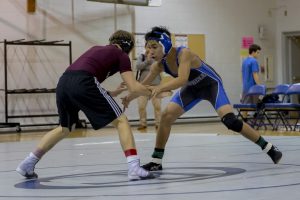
[136,48,161,132]
[241,44,262,119]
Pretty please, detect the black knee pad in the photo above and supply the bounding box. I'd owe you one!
[221,113,243,132]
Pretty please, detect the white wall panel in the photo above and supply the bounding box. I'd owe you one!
[0,0,281,125]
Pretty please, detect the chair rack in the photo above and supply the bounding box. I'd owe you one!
[0,39,72,132]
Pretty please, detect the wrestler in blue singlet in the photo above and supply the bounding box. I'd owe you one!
[162,46,231,112]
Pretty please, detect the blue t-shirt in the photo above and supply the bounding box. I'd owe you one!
[242,57,260,93]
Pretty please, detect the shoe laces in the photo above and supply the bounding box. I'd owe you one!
[272,145,280,152]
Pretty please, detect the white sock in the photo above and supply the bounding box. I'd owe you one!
[30,152,39,159]
[126,155,139,164]
[151,158,162,164]
[263,143,273,153]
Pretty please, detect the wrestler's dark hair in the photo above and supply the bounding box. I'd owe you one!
[145,26,171,41]
[109,30,134,54]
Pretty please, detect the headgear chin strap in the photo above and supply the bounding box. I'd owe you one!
[149,31,172,56]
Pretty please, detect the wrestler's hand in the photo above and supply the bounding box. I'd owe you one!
[148,85,172,98]
[118,82,127,90]
[121,94,135,109]
[108,82,128,97]
[121,96,129,109]
[147,85,159,98]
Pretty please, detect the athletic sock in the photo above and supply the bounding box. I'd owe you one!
[29,152,39,160]
[125,149,139,164]
[255,136,268,150]
[151,148,164,164]
[124,149,137,157]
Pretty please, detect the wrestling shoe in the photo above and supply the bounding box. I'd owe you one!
[128,159,155,180]
[142,162,163,171]
[16,153,39,179]
[263,143,283,164]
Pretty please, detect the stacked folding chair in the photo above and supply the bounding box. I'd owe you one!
[233,84,266,129]
[264,83,300,131]
[262,84,290,130]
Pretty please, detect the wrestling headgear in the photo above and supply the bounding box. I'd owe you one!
[147,31,172,56]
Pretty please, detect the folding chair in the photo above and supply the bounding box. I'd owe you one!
[255,84,290,130]
[264,83,300,131]
[233,84,266,129]
[272,84,290,96]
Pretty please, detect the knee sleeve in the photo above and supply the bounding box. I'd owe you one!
[221,113,243,132]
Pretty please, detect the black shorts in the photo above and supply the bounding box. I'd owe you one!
[56,70,122,130]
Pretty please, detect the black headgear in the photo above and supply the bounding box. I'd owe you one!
[109,30,134,54]
[116,39,134,54]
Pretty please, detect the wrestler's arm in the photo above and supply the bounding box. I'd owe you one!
[141,62,162,85]
[151,49,191,97]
